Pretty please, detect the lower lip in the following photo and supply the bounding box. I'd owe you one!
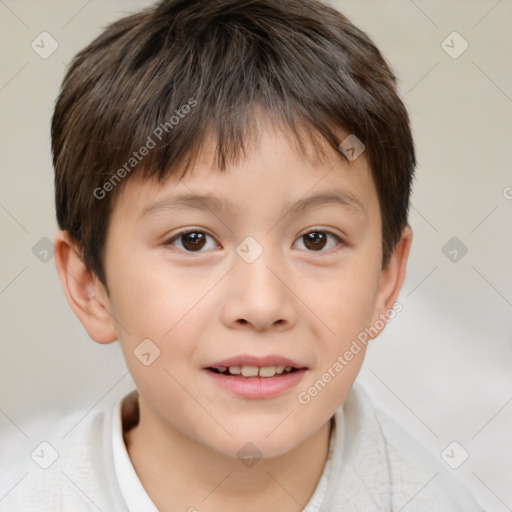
[204,369,307,399]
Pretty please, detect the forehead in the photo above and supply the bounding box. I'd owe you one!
[112,123,379,224]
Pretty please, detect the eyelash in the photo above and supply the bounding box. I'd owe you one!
[165,228,344,254]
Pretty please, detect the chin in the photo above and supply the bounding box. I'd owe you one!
[212,436,301,461]
[204,420,308,460]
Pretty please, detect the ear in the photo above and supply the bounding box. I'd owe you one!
[54,231,117,344]
[369,225,413,338]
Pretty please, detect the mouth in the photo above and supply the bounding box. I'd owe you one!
[203,355,307,398]
[206,365,300,378]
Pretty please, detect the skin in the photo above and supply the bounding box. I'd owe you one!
[55,123,412,512]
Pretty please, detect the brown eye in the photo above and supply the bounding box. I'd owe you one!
[304,232,327,250]
[294,230,342,252]
[167,230,218,252]
[181,232,206,251]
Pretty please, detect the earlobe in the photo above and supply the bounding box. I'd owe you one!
[54,231,118,344]
[369,225,413,338]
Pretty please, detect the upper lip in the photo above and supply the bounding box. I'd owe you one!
[206,355,307,369]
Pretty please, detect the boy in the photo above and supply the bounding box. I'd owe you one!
[1,0,483,510]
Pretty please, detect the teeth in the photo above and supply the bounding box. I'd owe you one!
[259,366,277,377]
[217,365,295,377]
[241,365,259,377]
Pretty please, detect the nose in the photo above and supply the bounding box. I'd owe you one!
[220,245,298,333]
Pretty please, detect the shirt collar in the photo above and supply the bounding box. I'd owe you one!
[111,391,159,512]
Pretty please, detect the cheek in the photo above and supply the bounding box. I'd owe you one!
[107,266,203,412]
[293,268,378,419]
[305,261,379,347]
[107,251,200,338]
[106,256,215,392]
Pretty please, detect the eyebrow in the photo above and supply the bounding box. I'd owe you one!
[140,189,366,220]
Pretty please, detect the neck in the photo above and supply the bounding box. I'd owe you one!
[124,395,333,512]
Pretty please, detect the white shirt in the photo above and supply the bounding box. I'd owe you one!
[0,383,484,511]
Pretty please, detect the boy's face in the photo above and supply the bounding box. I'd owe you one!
[90,125,407,458]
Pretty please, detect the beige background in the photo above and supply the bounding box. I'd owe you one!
[1,1,511,510]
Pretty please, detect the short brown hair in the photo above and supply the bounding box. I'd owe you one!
[52,0,415,285]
